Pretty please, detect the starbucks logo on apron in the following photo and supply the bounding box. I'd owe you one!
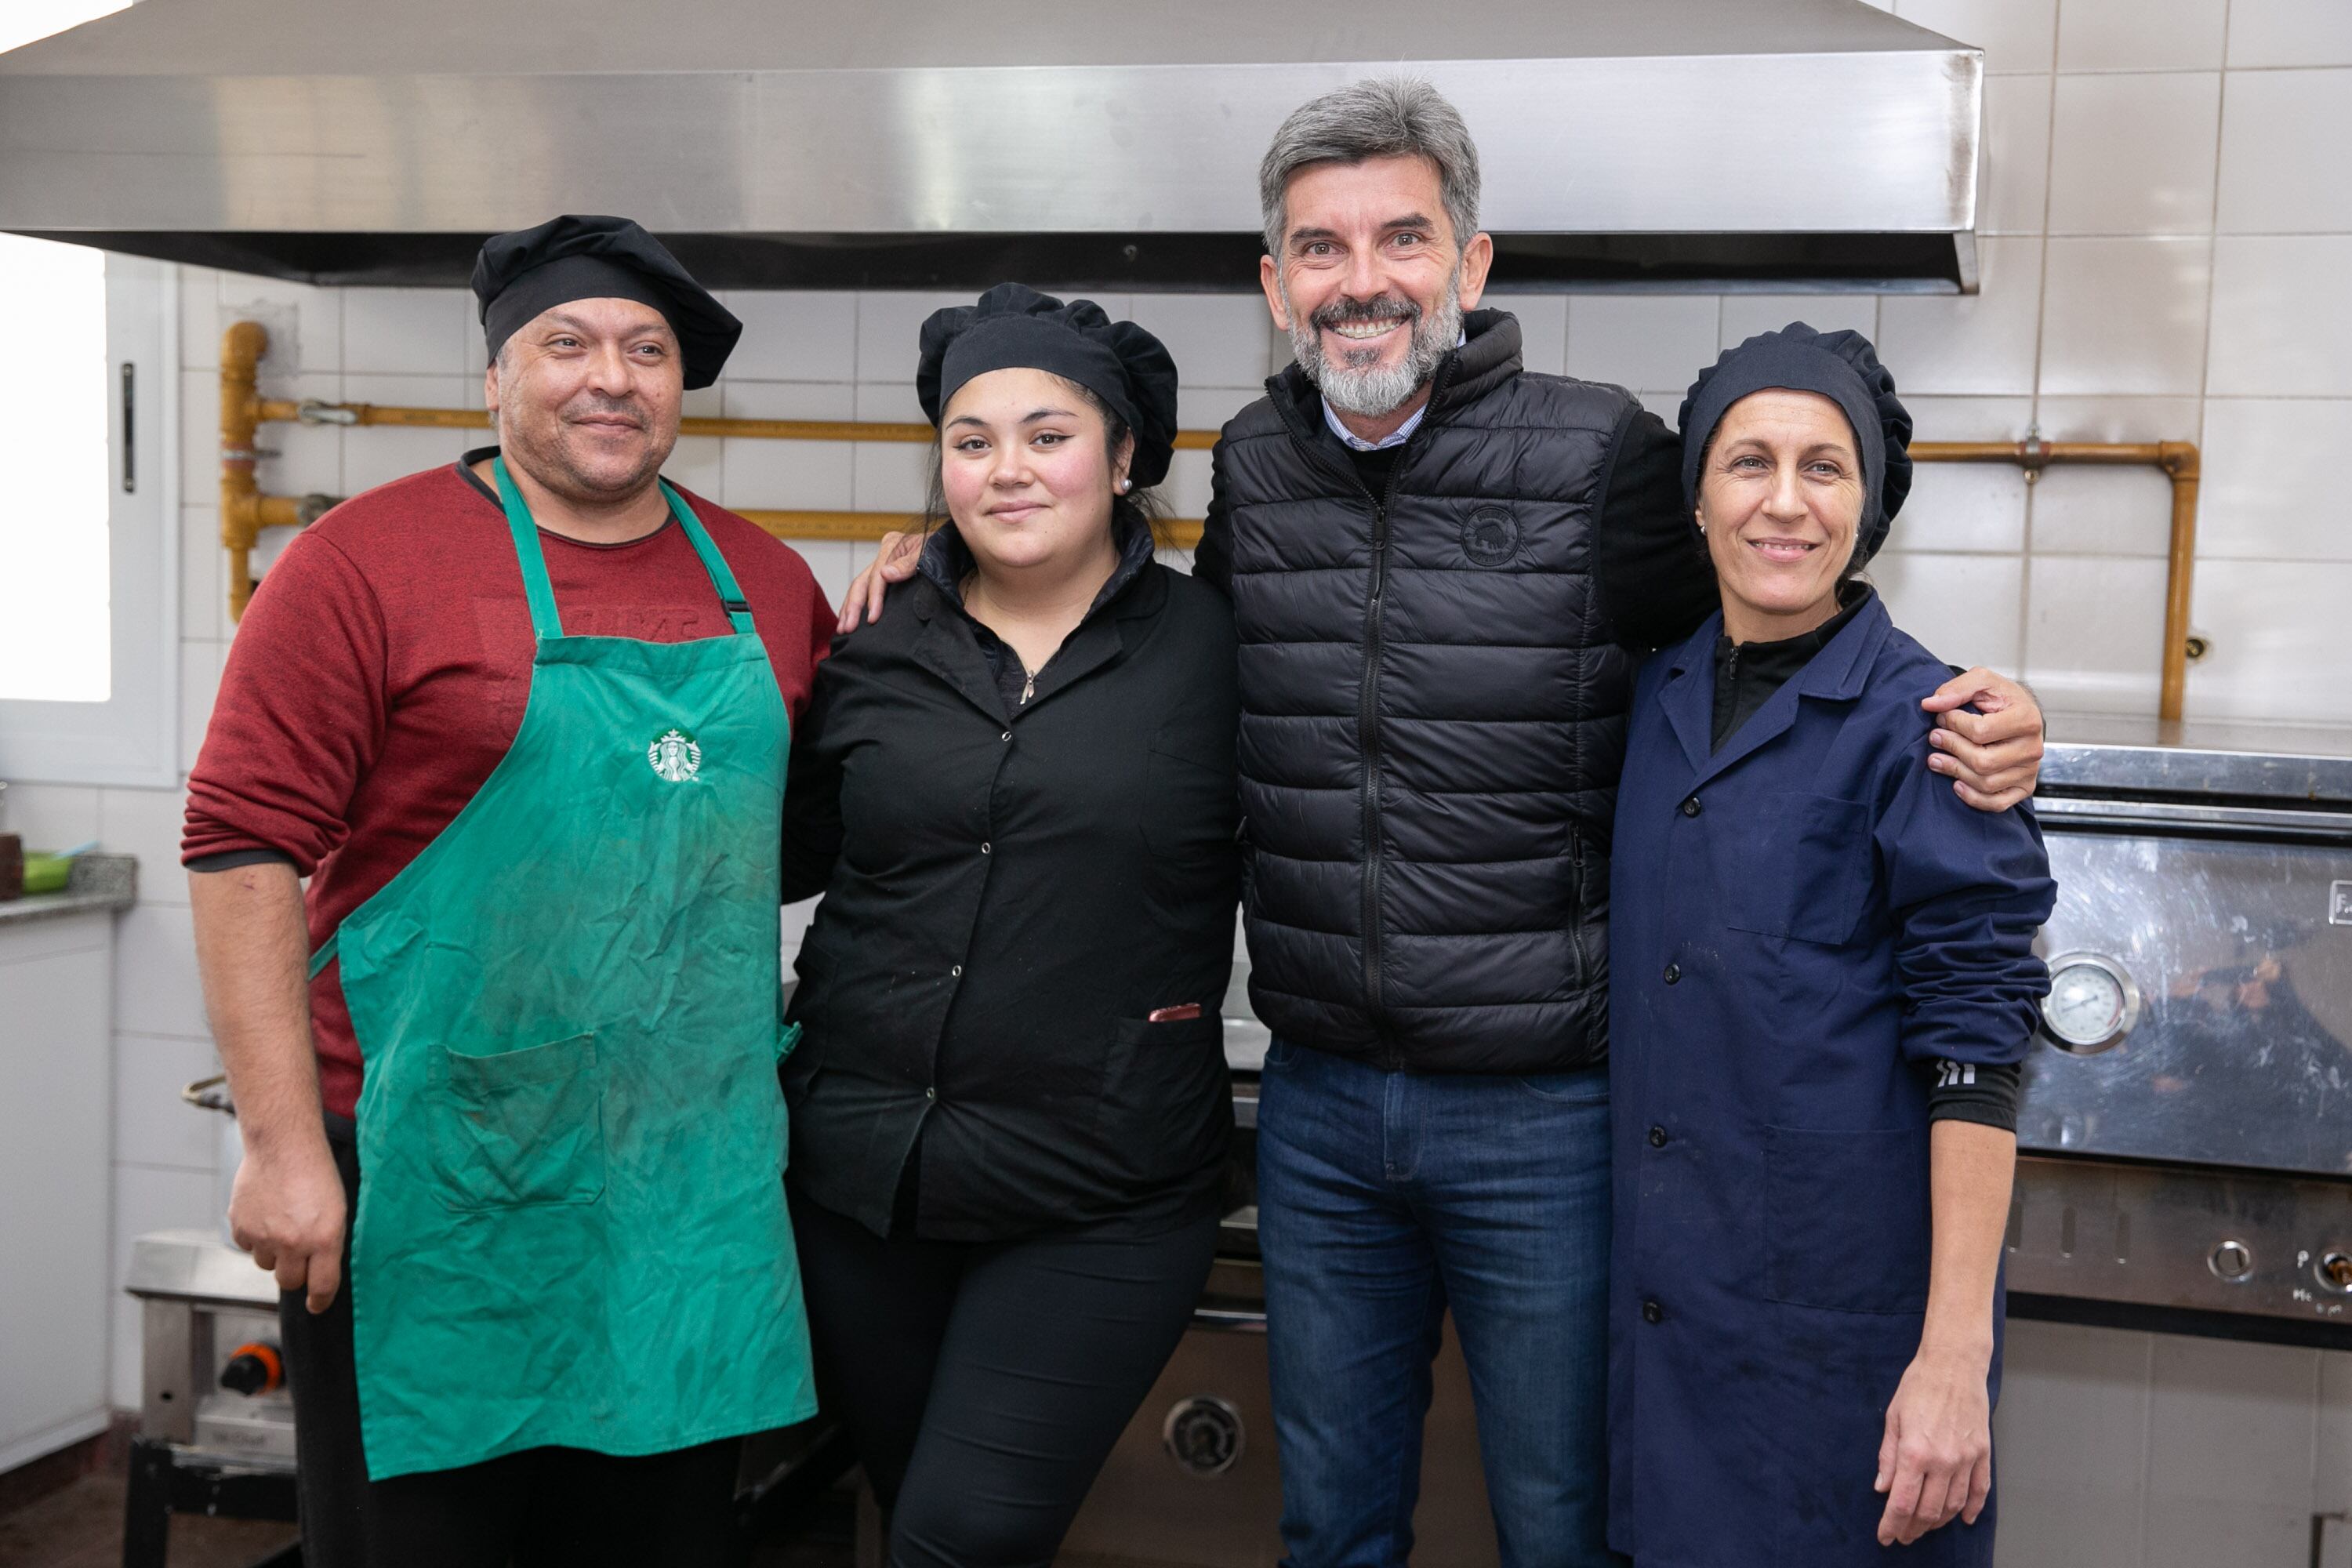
[647,728,702,782]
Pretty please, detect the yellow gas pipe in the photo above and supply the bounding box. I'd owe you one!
[220,323,2203,721]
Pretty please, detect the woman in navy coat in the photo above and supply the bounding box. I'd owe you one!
[1606,325,2056,1566]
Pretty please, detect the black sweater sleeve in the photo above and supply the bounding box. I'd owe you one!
[1592,401,1719,651]
[779,651,848,905]
[1926,1059,2023,1133]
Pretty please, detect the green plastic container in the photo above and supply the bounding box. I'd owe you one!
[21,853,73,895]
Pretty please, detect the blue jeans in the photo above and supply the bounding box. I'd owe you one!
[1256,1039,1621,1568]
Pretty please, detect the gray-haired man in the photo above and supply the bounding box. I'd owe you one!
[839,78,2045,1568]
[1192,80,2043,1568]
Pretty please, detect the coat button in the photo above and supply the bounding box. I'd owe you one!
[1680,796,1701,818]
[1642,1298,1664,1325]
[951,965,963,978]
[1663,963,1681,985]
[1648,1125,1668,1148]
[981,842,992,855]
[1001,731,1012,742]
[925,1087,937,1101]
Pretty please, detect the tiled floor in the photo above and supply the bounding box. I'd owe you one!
[0,1474,296,1568]
[0,1472,855,1568]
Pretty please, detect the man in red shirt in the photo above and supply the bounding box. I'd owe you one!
[185,216,834,1566]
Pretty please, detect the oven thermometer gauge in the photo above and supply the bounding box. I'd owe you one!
[2040,952,2141,1054]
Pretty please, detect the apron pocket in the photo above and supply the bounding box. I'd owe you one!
[433,1033,606,1211]
[1761,1125,1931,1313]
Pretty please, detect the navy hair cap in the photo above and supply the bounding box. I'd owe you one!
[916,284,1181,489]
[1676,322,1915,564]
[474,215,741,390]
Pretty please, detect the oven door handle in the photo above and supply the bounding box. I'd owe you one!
[2036,796,2352,839]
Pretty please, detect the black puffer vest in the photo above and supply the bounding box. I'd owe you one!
[1205,310,1646,1073]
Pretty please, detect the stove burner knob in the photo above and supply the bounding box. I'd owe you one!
[2209,1241,2254,1283]
[2318,1252,2352,1294]
[1162,1396,1243,1478]
[220,1341,284,1396]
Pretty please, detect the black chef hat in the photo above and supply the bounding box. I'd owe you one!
[916,284,1181,488]
[1677,321,1915,565]
[473,215,742,390]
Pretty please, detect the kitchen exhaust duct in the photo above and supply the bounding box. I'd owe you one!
[0,0,1982,292]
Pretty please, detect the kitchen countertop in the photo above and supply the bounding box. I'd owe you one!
[0,853,138,928]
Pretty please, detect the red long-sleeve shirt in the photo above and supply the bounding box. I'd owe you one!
[183,451,835,1120]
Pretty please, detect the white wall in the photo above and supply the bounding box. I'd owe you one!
[16,0,2350,1552]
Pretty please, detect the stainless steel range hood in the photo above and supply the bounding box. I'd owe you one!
[0,0,1982,292]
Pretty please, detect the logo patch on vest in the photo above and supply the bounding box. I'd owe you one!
[1461,507,1520,568]
[648,728,702,782]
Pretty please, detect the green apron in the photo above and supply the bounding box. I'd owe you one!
[312,458,815,1481]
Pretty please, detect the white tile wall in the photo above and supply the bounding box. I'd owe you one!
[2,781,100,848]
[2143,1337,2329,1567]
[2038,239,2212,396]
[2056,0,2229,72]
[1994,1322,2151,1568]
[1877,238,2044,395]
[718,289,858,383]
[1129,292,1279,389]
[1980,75,2055,236]
[2227,0,2352,69]
[2045,74,2221,238]
[1871,551,2026,670]
[56,3,2352,1529]
[339,287,474,377]
[1719,294,1878,350]
[2207,236,2352,397]
[2216,69,2352,234]
[2198,398,2352,561]
[853,290,976,383]
[719,382,857,512]
[2024,554,2171,710]
[2180,558,2352,723]
[1565,295,1720,394]
[1889,461,2030,555]
[1898,0,2059,74]
[217,276,340,376]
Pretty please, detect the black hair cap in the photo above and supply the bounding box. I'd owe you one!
[473,215,742,390]
[916,284,1181,488]
[1677,321,1915,564]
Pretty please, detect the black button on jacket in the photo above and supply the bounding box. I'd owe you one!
[780,561,1242,1240]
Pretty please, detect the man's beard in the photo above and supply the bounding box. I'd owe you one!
[506,394,673,501]
[1284,270,1464,418]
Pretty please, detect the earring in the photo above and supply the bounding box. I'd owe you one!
[1117,478,1131,493]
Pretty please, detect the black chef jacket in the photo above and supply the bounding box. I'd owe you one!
[780,545,1242,1241]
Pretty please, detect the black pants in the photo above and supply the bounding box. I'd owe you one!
[789,1188,1218,1568]
[280,1122,744,1568]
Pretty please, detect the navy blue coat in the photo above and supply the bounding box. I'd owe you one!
[1606,594,2054,1567]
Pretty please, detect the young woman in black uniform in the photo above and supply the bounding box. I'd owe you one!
[779,285,1240,1568]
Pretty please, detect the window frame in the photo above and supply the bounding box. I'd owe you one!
[0,253,180,788]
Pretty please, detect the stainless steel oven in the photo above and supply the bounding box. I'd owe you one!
[2010,716,2352,1345]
